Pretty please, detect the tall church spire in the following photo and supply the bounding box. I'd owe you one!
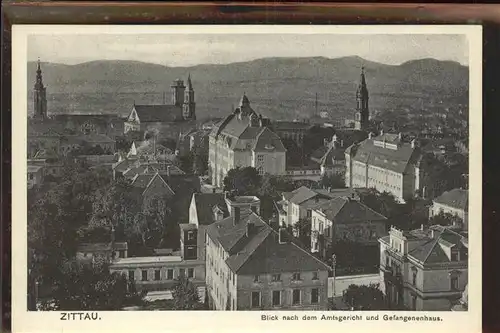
[354,66,369,131]
[33,58,47,119]
[183,73,196,120]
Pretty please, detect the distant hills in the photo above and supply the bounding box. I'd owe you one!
[27,56,468,120]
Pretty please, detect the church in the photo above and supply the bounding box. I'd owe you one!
[124,75,197,139]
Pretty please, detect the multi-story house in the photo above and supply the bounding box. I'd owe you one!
[270,121,313,147]
[310,196,388,256]
[208,94,286,187]
[310,134,346,177]
[205,195,330,310]
[379,225,468,311]
[278,186,360,229]
[345,131,428,203]
[429,188,468,230]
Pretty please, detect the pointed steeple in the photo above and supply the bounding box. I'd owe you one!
[357,66,368,96]
[35,58,44,88]
[187,73,193,90]
[354,66,369,131]
[240,92,250,107]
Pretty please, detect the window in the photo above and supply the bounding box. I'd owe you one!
[141,270,148,281]
[119,250,125,258]
[307,210,312,218]
[188,268,194,278]
[179,268,185,277]
[292,273,301,281]
[412,270,417,286]
[167,269,173,280]
[292,289,301,305]
[253,275,260,283]
[257,155,264,164]
[128,270,135,281]
[450,276,459,291]
[385,256,390,268]
[251,292,261,308]
[187,231,195,241]
[312,272,319,280]
[272,291,281,306]
[311,288,319,304]
[29,174,34,180]
[272,274,281,282]
[186,247,197,259]
[451,250,459,261]
[154,270,161,281]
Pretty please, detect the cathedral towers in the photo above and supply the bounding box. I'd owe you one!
[33,59,47,119]
[354,66,369,131]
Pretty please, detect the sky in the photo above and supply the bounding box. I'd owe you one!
[28,34,469,67]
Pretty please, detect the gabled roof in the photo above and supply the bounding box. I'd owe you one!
[131,105,182,123]
[283,186,334,205]
[315,197,387,223]
[345,134,422,173]
[192,193,229,226]
[206,213,330,274]
[434,189,468,211]
[252,127,286,153]
[407,225,468,264]
[142,173,175,197]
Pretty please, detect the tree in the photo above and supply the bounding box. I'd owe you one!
[192,151,208,176]
[223,167,261,196]
[172,276,203,310]
[293,218,312,250]
[41,262,144,310]
[429,211,463,227]
[343,283,386,310]
[320,173,346,189]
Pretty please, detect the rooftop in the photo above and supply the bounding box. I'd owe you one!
[192,193,229,226]
[112,256,183,265]
[434,188,468,211]
[130,104,182,123]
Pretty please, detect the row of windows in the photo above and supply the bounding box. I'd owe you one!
[251,288,320,308]
[127,268,195,282]
[253,271,320,283]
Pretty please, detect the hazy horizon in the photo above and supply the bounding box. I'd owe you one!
[28,34,469,67]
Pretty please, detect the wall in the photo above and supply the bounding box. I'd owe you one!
[430,203,468,227]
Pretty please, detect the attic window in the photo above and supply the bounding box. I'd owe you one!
[264,144,275,150]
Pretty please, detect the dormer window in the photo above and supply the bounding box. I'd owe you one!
[451,249,459,261]
[264,144,275,150]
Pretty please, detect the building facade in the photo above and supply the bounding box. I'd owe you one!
[345,131,427,203]
[310,196,387,256]
[209,94,286,187]
[205,195,330,310]
[379,225,468,311]
[429,188,468,230]
[310,134,346,177]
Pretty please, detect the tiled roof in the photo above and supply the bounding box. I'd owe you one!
[272,121,313,131]
[193,193,229,226]
[206,213,330,274]
[283,186,336,205]
[252,127,286,153]
[407,225,468,264]
[311,145,346,166]
[434,189,468,211]
[132,105,182,123]
[316,197,387,223]
[345,134,422,173]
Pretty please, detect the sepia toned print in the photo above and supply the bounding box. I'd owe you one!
[22,27,473,316]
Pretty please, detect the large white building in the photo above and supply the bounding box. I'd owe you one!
[345,131,427,203]
[209,94,286,187]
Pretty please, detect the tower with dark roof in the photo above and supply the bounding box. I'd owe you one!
[171,78,186,107]
[354,66,369,131]
[183,73,196,120]
[33,59,47,119]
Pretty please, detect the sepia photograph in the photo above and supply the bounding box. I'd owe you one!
[11,24,481,333]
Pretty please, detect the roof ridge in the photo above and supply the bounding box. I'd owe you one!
[421,230,444,263]
[356,200,389,219]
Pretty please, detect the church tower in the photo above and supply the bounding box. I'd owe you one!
[171,79,186,107]
[354,66,369,131]
[33,59,47,119]
[183,73,196,120]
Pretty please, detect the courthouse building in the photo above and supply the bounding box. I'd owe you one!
[205,195,330,310]
[344,131,427,203]
[209,94,286,187]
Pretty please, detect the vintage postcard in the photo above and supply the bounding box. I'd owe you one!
[12,25,481,333]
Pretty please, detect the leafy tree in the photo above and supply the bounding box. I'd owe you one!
[223,167,261,196]
[429,211,463,227]
[293,218,312,250]
[192,151,208,176]
[320,173,346,189]
[343,283,386,310]
[172,276,203,310]
[41,262,144,310]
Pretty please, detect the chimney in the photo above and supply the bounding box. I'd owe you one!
[212,188,216,194]
[166,165,171,177]
[250,205,257,214]
[246,221,254,237]
[278,227,288,244]
[421,224,424,231]
[380,129,384,136]
[327,187,331,193]
[368,132,373,139]
[232,206,241,225]
[411,139,417,148]
[341,140,344,147]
